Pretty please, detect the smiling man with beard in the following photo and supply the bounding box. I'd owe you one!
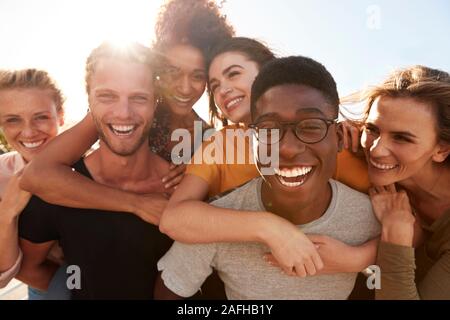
[16,42,173,299]
[155,56,380,300]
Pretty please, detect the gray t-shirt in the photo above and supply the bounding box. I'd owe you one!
[158,178,380,300]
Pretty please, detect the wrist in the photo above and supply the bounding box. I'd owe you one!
[255,212,289,245]
[0,203,20,223]
[122,192,140,216]
[381,223,414,247]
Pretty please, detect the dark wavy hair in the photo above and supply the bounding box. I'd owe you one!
[154,0,234,56]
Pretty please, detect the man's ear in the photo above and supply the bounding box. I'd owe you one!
[432,142,450,163]
[336,122,344,152]
[58,111,65,127]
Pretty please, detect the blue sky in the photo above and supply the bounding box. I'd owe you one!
[0,0,449,123]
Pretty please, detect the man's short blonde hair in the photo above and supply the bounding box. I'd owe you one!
[85,42,155,94]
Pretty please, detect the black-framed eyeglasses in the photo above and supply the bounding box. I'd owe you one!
[249,118,338,144]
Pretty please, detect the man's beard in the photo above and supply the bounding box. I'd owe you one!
[92,116,152,157]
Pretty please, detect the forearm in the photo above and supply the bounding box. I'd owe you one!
[22,164,139,213]
[352,238,379,272]
[160,200,282,244]
[375,241,419,300]
[0,211,20,272]
[16,259,59,291]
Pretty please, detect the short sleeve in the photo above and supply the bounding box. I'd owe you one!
[334,149,370,194]
[186,132,223,197]
[157,241,218,298]
[19,196,59,243]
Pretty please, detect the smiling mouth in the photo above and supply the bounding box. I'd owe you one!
[369,158,398,171]
[108,124,137,136]
[225,96,244,110]
[172,95,192,104]
[20,140,46,149]
[274,166,314,187]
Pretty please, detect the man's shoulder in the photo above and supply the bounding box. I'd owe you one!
[209,177,261,210]
[330,179,380,237]
[332,179,371,205]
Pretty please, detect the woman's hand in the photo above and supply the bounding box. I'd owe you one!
[162,163,186,190]
[265,235,378,275]
[369,184,415,247]
[0,171,31,221]
[341,120,360,153]
[262,220,324,277]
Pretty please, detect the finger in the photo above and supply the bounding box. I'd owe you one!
[368,188,377,197]
[164,175,184,189]
[304,259,317,276]
[342,125,349,150]
[307,234,326,244]
[162,169,180,183]
[312,251,324,271]
[293,264,307,278]
[351,127,359,153]
[387,184,397,193]
[374,186,385,194]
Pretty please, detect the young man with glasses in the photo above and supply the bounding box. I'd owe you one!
[154,56,380,300]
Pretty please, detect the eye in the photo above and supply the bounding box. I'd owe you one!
[131,95,148,103]
[192,73,206,82]
[5,117,20,123]
[228,70,240,78]
[97,93,116,102]
[35,115,50,120]
[393,134,412,143]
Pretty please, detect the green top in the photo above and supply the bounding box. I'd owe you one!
[376,210,450,300]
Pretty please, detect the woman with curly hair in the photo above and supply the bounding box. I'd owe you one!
[150,0,234,163]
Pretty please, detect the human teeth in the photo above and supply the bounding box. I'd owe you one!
[226,97,243,109]
[173,96,191,103]
[278,176,304,187]
[370,159,397,170]
[111,124,135,136]
[22,140,45,148]
[274,166,312,178]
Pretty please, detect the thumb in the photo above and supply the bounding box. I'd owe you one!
[307,234,327,244]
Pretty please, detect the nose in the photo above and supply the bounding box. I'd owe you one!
[20,121,39,138]
[176,75,192,96]
[219,84,232,98]
[279,128,306,160]
[113,98,133,119]
[369,135,390,158]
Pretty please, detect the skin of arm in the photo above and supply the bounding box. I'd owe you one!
[160,174,324,276]
[15,238,59,291]
[19,114,167,224]
[265,236,379,274]
[0,174,31,273]
[153,272,184,300]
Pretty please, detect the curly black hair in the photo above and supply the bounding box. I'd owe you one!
[154,0,234,56]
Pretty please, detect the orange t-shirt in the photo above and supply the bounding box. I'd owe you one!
[186,126,370,197]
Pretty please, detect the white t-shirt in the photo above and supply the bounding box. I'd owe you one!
[158,178,380,300]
